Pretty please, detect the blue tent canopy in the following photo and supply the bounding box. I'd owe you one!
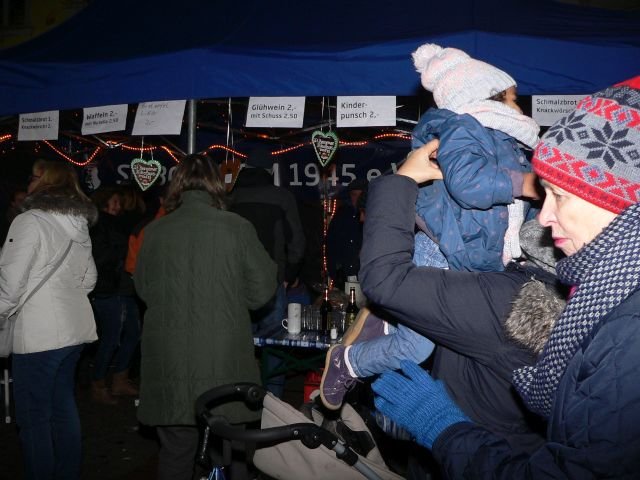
[0,0,638,116]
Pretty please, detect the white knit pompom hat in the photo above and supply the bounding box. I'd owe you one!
[412,43,516,112]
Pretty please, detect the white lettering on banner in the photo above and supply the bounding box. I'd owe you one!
[18,111,59,141]
[287,162,397,187]
[246,97,305,128]
[336,96,396,128]
[111,162,390,189]
[532,95,585,127]
[82,104,128,135]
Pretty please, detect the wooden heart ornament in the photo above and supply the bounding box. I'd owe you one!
[131,158,162,191]
[311,130,339,168]
[220,157,243,192]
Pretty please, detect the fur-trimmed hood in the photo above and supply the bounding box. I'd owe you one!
[504,279,567,355]
[22,191,98,226]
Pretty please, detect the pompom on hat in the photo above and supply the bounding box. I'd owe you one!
[412,43,516,111]
[532,76,640,214]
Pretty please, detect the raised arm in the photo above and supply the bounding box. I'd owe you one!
[359,168,529,370]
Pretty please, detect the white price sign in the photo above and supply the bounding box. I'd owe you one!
[18,111,59,141]
[336,96,396,128]
[132,100,186,136]
[82,105,128,135]
[532,95,585,127]
[245,97,305,128]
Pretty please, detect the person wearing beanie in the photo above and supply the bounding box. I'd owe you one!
[320,43,541,415]
[410,43,541,272]
[370,77,640,478]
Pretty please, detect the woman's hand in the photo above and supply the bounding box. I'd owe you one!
[372,360,470,449]
[397,139,442,184]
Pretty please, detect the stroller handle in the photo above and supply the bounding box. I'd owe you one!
[195,382,265,417]
[195,383,358,464]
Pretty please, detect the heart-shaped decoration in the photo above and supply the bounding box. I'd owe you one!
[131,158,162,191]
[220,157,243,192]
[311,130,339,168]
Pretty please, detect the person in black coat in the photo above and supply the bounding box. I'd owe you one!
[89,186,141,405]
[229,146,305,397]
[355,167,564,454]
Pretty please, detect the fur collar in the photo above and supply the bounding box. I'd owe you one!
[504,279,566,355]
[22,191,98,225]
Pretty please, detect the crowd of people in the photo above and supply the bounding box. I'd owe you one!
[1,40,639,480]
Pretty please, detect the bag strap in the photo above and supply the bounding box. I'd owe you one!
[11,240,73,316]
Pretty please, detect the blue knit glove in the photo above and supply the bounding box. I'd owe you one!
[372,360,470,449]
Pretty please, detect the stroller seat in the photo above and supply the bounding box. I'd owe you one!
[196,383,404,480]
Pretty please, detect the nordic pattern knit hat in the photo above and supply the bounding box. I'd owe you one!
[412,43,516,111]
[532,76,640,214]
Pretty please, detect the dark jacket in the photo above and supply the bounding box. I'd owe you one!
[362,175,640,477]
[133,191,277,425]
[412,109,533,272]
[230,168,305,283]
[326,199,362,280]
[359,175,560,452]
[431,290,640,479]
[89,211,134,296]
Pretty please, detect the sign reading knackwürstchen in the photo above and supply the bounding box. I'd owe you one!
[532,95,585,127]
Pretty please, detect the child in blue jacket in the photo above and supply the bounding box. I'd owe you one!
[321,43,540,410]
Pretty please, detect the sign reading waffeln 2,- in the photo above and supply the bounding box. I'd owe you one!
[132,100,186,136]
[82,105,128,135]
[336,96,396,128]
[532,95,585,127]
[18,111,59,141]
[245,97,305,128]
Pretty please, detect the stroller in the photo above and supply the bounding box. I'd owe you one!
[195,382,405,480]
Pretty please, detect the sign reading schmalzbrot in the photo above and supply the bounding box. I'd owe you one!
[245,97,305,128]
[336,96,396,128]
[532,95,585,127]
[18,111,59,141]
[82,105,128,135]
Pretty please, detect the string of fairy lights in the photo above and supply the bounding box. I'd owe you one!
[1,131,410,289]
[0,132,410,165]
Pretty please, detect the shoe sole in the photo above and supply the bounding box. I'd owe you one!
[319,344,344,411]
[341,307,372,346]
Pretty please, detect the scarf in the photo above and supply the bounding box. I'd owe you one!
[512,202,640,418]
[456,100,540,148]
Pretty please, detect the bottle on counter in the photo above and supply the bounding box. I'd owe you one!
[344,287,359,331]
[330,314,338,341]
[320,285,332,336]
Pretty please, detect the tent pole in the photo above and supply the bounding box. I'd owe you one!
[187,99,196,154]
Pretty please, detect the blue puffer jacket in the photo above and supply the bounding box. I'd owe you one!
[412,109,532,272]
[433,291,640,478]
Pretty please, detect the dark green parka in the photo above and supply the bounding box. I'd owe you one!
[134,191,277,425]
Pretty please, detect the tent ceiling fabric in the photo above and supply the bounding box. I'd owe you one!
[0,0,639,116]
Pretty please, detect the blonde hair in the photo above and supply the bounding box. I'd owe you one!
[31,159,90,202]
